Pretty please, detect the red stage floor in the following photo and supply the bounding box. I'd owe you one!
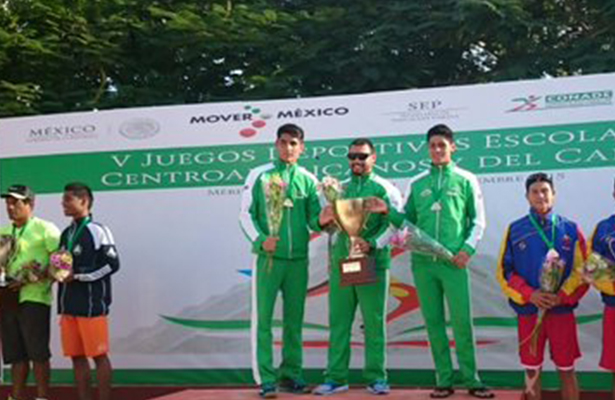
[1,386,611,399]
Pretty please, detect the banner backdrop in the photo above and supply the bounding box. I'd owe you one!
[1,73,615,384]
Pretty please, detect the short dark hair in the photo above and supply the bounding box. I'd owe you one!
[349,138,375,153]
[427,124,454,143]
[276,123,304,141]
[64,182,94,209]
[525,173,554,193]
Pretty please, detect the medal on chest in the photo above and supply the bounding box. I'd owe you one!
[546,248,559,260]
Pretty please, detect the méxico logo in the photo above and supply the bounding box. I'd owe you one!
[190,104,350,138]
[508,90,613,112]
[189,105,271,138]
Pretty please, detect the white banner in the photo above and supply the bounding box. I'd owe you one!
[1,73,614,383]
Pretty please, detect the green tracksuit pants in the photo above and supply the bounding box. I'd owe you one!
[325,259,389,385]
[412,261,482,389]
[251,255,308,385]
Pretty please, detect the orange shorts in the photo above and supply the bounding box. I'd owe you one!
[60,315,109,358]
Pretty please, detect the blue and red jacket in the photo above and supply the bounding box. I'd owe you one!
[497,209,588,315]
[590,215,615,306]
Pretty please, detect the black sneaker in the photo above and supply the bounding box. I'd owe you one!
[259,383,278,398]
[279,378,310,394]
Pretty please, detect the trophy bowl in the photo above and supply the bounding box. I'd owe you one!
[333,198,367,258]
[332,198,376,286]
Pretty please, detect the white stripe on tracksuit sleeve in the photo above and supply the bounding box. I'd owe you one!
[239,163,272,242]
[455,167,486,250]
[374,176,404,249]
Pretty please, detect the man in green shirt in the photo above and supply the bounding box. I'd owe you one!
[314,138,402,396]
[0,185,61,400]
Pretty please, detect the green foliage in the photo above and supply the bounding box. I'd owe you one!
[0,0,614,117]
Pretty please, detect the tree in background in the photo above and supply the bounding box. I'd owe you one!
[1,0,614,117]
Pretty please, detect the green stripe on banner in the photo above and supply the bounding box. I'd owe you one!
[161,315,329,331]
[3,368,612,390]
[1,121,615,193]
[398,313,603,335]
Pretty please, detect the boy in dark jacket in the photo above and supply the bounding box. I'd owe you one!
[58,182,120,400]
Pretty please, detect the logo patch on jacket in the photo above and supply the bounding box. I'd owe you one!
[107,247,118,258]
[73,245,82,256]
[447,189,461,197]
[517,241,527,251]
[562,235,572,251]
[420,189,432,197]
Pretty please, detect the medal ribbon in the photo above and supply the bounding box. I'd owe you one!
[529,213,556,250]
[67,217,91,252]
[431,166,448,208]
[282,163,296,202]
[11,218,32,243]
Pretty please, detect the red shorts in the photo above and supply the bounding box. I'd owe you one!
[60,315,109,358]
[517,312,580,370]
[600,306,615,371]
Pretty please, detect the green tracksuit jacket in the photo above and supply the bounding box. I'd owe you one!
[240,159,322,385]
[325,173,402,385]
[392,161,486,389]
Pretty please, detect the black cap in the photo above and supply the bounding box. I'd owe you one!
[0,185,35,201]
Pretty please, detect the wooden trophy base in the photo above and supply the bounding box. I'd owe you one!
[339,256,377,286]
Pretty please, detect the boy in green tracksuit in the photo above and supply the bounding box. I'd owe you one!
[390,124,493,399]
[239,123,322,398]
[314,138,402,396]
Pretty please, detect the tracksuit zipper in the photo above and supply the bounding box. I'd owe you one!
[286,165,293,258]
[434,167,443,261]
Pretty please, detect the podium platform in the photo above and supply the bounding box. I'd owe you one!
[152,388,524,399]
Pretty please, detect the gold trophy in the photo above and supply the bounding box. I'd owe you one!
[333,198,377,286]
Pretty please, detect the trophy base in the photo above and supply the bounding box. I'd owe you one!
[339,256,377,286]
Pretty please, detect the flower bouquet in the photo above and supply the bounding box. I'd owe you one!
[524,249,566,355]
[320,176,345,235]
[390,222,454,262]
[264,173,287,271]
[320,176,344,204]
[19,261,46,283]
[49,250,74,282]
[583,252,615,284]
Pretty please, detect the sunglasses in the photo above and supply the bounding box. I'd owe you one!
[347,153,371,161]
